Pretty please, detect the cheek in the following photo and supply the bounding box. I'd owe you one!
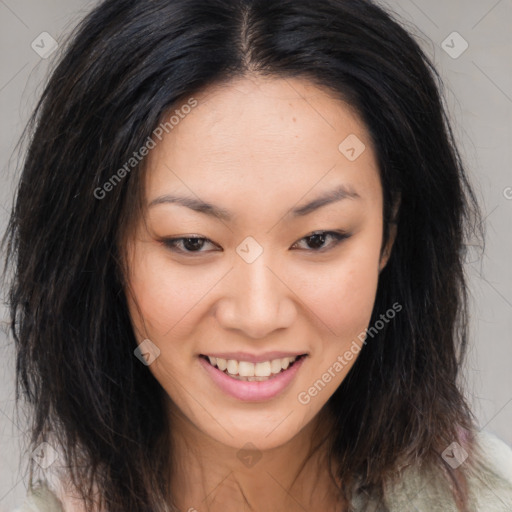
[126,249,210,336]
[293,236,382,404]
[293,238,381,339]
[125,251,203,383]
[127,219,383,341]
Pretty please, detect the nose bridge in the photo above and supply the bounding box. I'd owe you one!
[240,252,278,308]
[221,246,294,339]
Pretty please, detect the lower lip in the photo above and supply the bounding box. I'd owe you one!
[198,356,306,402]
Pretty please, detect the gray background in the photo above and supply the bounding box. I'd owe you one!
[0,0,511,510]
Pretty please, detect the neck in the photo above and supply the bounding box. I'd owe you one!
[166,401,344,512]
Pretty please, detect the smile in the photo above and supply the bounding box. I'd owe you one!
[198,354,308,401]
[201,354,305,381]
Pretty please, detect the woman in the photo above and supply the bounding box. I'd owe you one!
[3,0,512,511]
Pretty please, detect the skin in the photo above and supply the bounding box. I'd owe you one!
[122,75,396,512]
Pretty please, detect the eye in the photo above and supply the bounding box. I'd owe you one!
[160,236,218,254]
[160,230,350,256]
[290,230,350,252]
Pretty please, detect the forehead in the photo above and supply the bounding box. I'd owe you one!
[144,75,381,209]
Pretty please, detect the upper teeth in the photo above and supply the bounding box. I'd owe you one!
[207,356,299,377]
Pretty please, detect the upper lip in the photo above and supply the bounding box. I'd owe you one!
[201,351,307,364]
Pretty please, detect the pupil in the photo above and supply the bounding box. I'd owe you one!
[307,234,325,249]
[184,238,203,251]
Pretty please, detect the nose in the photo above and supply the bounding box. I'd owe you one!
[215,253,297,339]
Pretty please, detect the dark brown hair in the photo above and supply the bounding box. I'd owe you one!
[2,0,482,510]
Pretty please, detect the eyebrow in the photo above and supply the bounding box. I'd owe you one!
[148,184,360,221]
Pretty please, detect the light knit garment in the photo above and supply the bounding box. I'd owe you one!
[11,430,512,512]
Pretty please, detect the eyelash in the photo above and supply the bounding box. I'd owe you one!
[160,230,350,256]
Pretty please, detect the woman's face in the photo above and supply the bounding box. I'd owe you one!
[124,76,394,451]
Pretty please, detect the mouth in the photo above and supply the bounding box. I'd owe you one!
[198,353,308,401]
[199,354,307,382]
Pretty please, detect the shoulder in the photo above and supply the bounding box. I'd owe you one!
[11,467,91,512]
[13,431,512,511]
[380,429,512,511]
[11,484,64,512]
[471,429,512,480]
[12,482,93,512]
[464,430,512,509]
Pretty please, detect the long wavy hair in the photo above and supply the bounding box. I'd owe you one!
[2,0,483,510]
